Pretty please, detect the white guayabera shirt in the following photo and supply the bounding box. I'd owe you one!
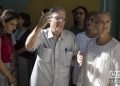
[28,28,79,86]
[77,38,120,86]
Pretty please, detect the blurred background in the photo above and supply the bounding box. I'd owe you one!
[0,0,119,40]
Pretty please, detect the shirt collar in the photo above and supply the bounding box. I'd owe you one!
[60,30,65,40]
[47,28,54,39]
[47,28,65,40]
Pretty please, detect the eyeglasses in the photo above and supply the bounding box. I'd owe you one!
[53,16,66,21]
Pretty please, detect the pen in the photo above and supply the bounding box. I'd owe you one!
[65,48,67,54]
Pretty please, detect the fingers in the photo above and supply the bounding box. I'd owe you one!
[10,77,17,86]
[41,12,52,21]
[77,51,83,66]
[78,50,81,55]
[9,74,16,84]
[10,82,17,86]
[45,12,52,23]
[38,12,52,28]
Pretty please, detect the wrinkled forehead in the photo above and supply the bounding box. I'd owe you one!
[96,13,111,21]
[51,10,66,17]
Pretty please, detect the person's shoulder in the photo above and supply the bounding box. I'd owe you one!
[41,28,49,33]
[63,29,75,36]
[110,38,120,45]
[87,37,96,45]
[76,32,88,40]
[112,38,120,47]
[76,32,86,37]
[110,38,120,54]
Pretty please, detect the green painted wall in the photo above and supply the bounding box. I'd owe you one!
[100,0,119,40]
[0,0,101,30]
[0,0,30,12]
[24,0,100,28]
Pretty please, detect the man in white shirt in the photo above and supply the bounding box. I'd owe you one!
[25,7,79,86]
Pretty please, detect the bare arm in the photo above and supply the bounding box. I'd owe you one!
[0,37,16,84]
[25,12,52,50]
[25,25,42,50]
[0,58,16,84]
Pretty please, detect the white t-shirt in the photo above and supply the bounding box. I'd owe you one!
[77,38,120,86]
[76,32,93,54]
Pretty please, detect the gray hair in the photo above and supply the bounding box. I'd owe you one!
[49,7,65,13]
[95,11,111,20]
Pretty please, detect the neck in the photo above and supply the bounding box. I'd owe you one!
[52,32,61,40]
[96,34,113,45]
[86,31,97,38]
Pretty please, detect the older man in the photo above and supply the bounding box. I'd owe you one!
[25,7,79,86]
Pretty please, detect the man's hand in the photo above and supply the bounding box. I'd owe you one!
[37,12,52,29]
[77,51,84,66]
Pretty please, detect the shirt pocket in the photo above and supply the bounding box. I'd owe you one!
[63,51,73,67]
[38,47,53,62]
